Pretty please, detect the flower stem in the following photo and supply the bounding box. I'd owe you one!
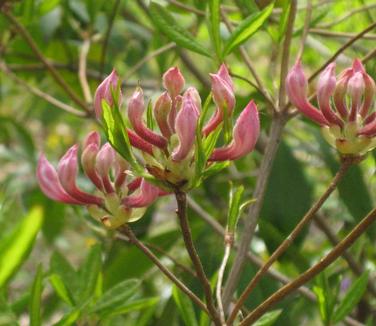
[119,225,209,315]
[239,204,376,326]
[227,157,355,324]
[175,190,222,326]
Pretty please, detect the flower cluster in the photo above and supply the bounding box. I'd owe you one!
[95,65,260,190]
[37,131,164,229]
[286,59,376,155]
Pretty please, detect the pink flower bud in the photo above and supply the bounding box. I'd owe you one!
[360,72,375,118]
[333,70,351,119]
[95,143,115,193]
[81,143,103,190]
[184,87,201,114]
[317,63,343,126]
[209,101,259,161]
[83,131,101,149]
[123,179,160,208]
[57,145,103,205]
[127,129,154,155]
[171,94,199,161]
[210,73,235,113]
[217,64,234,91]
[168,95,183,133]
[94,70,122,119]
[37,154,83,204]
[154,91,172,138]
[128,88,167,148]
[202,108,222,136]
[114,155,128,189]
[348,72,365,121]
[163,67,185,98]
[286,61,328,125]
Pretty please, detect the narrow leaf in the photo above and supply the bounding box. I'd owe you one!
[208,0,221,59]
[0,206,44,287]
[49,274,75,307]
[103,297,159,318]
[227,183,244,232]
[172,285,199,326]
[149,2,211,57]
[224,2,274,55]
[29,265,43,326]
[90,279,141,313]
[334,272,369,323]
[253,309,282,326]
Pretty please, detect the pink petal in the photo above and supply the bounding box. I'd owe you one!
[217,64,234,92]
[154,91,172,138]
[286,60,328,126]
[37,154,83,204]
[95,143,115,193]
[210,73,235,114]
[210,101,259,161]
[171,93,199,161]
[57,145,103,206]
[128,88,167,148]
[81,143,103,190]
[127,129,154,155]
[83,131,101,149]
[163,67,185,98]
[123,179,160,208]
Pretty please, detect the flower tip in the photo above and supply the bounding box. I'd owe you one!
[352,58,365,73]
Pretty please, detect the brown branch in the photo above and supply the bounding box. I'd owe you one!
[1,10,90,113]
[227,158,353,324]
[118,225,209,314]
[175,191,221,326]
[240,206,376,326]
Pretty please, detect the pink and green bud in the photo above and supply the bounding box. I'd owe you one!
[209,101,259,161]
[171,93,199,161]
[94,70,122,119]
[95,143,116,193]
[217,64,234,92]
[154,91,172,138]
[210,73,235,113]
[286,61,328,125]
[128,88,167,149]
[348,72,365,121]
[163,67,185,98]
[81,142,103,190]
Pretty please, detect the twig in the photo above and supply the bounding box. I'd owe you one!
[216,241,231,324]
[314,213,376,298]
[309,28,376,40]
[100,0,121,78]
[167,0,205,16]
[118,225,209,314]
[186,196,362,326]
[227,158,354,324]
[239,206,376,326]
[279,0,297,110]
[174,191,221,326]
[222,114,287,310]
[1,10,89,113]
[125,42,176,79]
[317,4,376,28]
[0,62,86,117]
[78,36,92,103]
[297,0,312,59]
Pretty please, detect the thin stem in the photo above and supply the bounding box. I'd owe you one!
[99,0,121,78]
[278,0,297,110]
[309,28,376,40]
[314,213,376,298]
[240,206,376,326]
[222,113,286,310]
[78,36,92,103]
[187,196,363,326]
[216,242,231,325]
[1,10,89,113]
[0,61,86,117]
[227,158,354,324]
[174,191,221,326]
[297,0,312,59]
[119,225,209,314]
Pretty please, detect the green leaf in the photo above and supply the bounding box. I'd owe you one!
[53,309,81,326]
[0,207,44,287]
[90,279,141,314]
[333,272,369,323]
[227,183,244,232]
[172,285,198,326]
[253,309,282,326]
[149,2,211,57]
[224,2,274,55]
[29,265,43,326]
[78,244,102,302]
[38,0,61,15]
[49,274,75,307]
[103,297,159,318]
[208,0,221,60]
